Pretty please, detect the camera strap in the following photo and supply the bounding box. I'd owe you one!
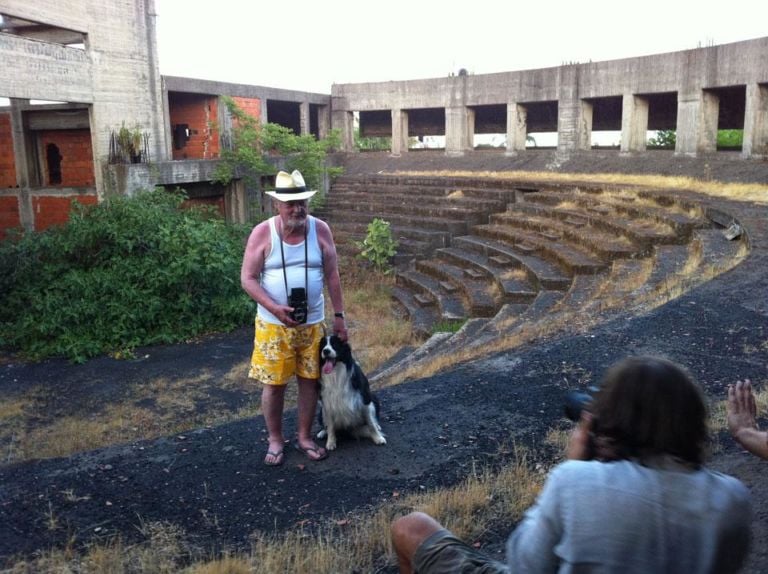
[277,217,308,303]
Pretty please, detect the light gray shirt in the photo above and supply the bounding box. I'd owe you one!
[507,459,751,573]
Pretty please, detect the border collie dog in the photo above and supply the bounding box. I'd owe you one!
[316,335,386,450]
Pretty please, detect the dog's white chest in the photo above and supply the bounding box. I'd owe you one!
[321,366,366,428]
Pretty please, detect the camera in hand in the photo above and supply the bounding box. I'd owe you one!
[563,388,598,421]
[288,287,308,324]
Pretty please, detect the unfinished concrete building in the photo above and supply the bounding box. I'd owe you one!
[333,37,768,157]
[0,0,330,238]
[1,0,767,240]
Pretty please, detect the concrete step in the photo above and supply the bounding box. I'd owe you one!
[452,235,572,290]
[493,208,641,261]
[523,190,704,238]
[390,286,439,339]
[397,269,468,320]
[328,220,450,250]
[523,198,679,244]
[475,223,607,275]
[416,259,498,317]
[327,188,505,212]
[436,247,538,304]
[318,208,470,235]
[474,290,565,345]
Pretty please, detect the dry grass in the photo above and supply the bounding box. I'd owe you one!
[392,170,768,205]
[9,452,545,573]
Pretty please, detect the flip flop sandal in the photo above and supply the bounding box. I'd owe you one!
[293,441,328,461]
[264,449,285,466]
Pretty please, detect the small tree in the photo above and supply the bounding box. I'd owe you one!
[213,97,342,201]
[356,218,398,274]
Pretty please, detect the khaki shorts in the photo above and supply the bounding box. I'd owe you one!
[413,529,509,574]
[248,316,324,386]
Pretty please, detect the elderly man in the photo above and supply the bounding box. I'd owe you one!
[241,170,347,466]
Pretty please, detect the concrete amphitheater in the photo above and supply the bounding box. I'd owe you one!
[2,149,768,571]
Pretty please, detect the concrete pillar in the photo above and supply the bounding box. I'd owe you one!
[579,100,594,150]
[299,101,310,135]
[445,106,469,156]
[391,108,409,156]
[331,108,354,152]
[620,94,649,153]
[9,99,34,231]
[676,91,718,156]
[224,180,248,224]
[506,102,527,155]
[317,105,330,140]
[743,83,768,158]
[556,65,582,153]
[161,78,173,160]
[466,107,476,150]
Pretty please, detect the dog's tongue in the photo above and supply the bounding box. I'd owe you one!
[322,359,334,375]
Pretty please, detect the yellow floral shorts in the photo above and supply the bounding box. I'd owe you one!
[248,316,324,386]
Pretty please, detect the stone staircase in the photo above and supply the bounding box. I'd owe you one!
[315,174,748,381]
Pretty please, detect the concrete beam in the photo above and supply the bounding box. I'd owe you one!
[0,34,93,102]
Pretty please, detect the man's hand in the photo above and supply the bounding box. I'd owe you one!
[726,379,768,460]
[333,316,348,342]
[272,304,300,327]
[727,379,758,437]
[567,411,594,460]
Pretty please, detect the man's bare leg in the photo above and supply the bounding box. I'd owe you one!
[262,383,286,464]
[296,376,327,460]
[391,512,444,574]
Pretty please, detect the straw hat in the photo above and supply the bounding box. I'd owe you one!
[265,170,317,202]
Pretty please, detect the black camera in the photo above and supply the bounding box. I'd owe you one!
[563,388,598,422]
[288,287,308,324]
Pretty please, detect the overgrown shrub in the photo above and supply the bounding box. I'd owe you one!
[0,189,254,362]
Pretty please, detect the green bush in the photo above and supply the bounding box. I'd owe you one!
[0,189,254,362]
[356,218,398,274]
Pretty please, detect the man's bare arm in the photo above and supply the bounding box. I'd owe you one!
[316,219,347,339]
[241,222,298,326]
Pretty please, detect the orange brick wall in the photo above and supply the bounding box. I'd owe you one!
[39,129,95,187]
[0,196,21,239]
[168,94,220,160]
[231,96,261,123]
[32,194,98,232]
[0,113,17,188]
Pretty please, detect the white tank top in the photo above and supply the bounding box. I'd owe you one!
[257,215,324,325]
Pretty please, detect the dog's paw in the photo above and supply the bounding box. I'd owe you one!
[316,429,327,439]
[326,438,337,451]
[373,435,387,445]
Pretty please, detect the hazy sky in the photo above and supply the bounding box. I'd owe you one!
[154,0,767,94]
